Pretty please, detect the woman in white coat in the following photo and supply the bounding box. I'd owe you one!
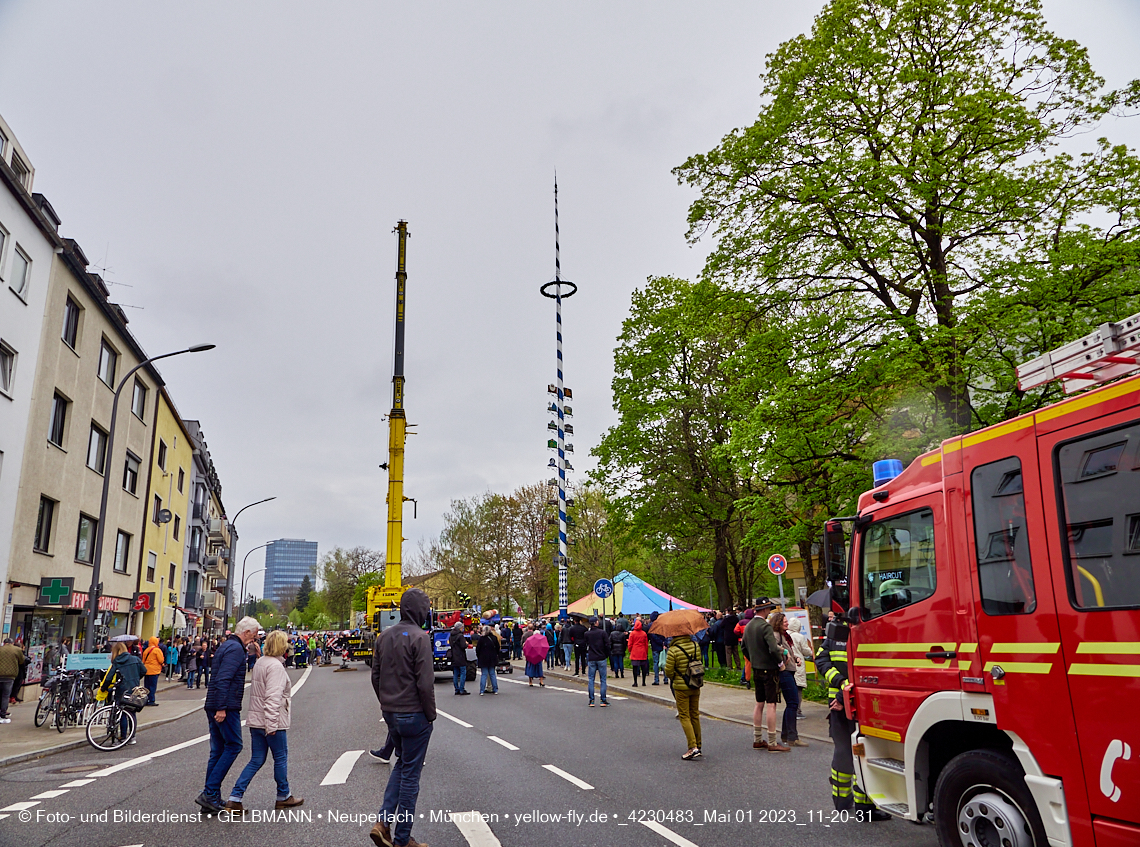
[788,617,813,718]
[226,631,303,811]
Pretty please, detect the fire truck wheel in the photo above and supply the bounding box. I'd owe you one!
[933,749,1047,847]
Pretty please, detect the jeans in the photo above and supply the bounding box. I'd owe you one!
[587,659,607,703]
[0,678,12,718]
[652,650,665,683]
[203,710,244,801]
[609,654,623,675]
[452,663,466,693]
[546,646,556,668]
[479,666,498,694]
[779,670,800,743]
[380,711,433,846]
[186,669,198,688]
[200,666,210,688]
[144,674,159,705]
[514,643,522,660]
[562,644,573,667]
[700,643,710,666]
[230,728,290,801]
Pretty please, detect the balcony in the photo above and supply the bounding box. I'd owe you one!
[208,519,227,540]
[203,591,225,611]
[193,502,205,520]
[188,546,201,565]
[184,592,203,610]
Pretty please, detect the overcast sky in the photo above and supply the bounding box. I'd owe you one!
[1,1,1137,600]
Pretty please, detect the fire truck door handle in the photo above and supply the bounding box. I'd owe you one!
[925,651,957,659]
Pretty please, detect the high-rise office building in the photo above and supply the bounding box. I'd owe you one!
[264,539,318,607]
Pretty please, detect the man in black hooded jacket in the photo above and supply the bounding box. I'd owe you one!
[370,588,436,847]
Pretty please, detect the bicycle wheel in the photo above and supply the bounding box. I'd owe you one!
[34,690,53,727]
[86,705,134,751]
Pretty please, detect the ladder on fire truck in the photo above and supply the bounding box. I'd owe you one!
[1017,311,1140,393]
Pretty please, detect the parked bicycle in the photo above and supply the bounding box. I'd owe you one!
[85,698,137,750]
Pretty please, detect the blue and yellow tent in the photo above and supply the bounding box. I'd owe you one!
[564,570,711,616]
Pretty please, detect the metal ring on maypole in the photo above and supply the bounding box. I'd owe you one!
[540,280,577,299]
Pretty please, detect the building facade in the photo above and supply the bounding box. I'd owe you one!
[134,388,194,639]
[0,113,58,639]
[183,420,229,636]
[264,539,318,608]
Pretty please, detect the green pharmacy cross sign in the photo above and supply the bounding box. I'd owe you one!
[39,577,75,605]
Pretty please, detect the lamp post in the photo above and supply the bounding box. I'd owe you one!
[84,344,215,651]
[242,568,265,618]
[238,543,270,620]
[223,498,276,628]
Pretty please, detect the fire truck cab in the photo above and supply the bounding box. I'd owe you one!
[827,317,1140,847]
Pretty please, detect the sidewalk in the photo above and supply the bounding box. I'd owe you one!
[511,659,833,744]
[0,677,206,769]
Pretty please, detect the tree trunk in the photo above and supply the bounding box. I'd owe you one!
[712,521,732,609]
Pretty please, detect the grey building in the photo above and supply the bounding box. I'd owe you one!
[264,539,318,607]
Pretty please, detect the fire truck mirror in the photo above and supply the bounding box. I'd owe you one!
[823,521,848,583]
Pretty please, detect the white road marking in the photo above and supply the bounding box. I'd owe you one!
[449,810,503,846]
[291,665,313,696]
[29,790,69,800]
[497,676,626,698]
[59,779,96,788]
[487,736,519,751]
[0,814,9,820]
[436,709,473,728]
[640,819,701,847]
[0,801,39,812]
[542,764,594,790]
[320,750,365,785]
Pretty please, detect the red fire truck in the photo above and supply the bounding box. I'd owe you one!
[822,315,1140,847]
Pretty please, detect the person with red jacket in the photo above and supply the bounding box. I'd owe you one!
[141,637,165,706]
[627,619,650,687]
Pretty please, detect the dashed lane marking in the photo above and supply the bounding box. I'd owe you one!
[541,764,594,790]
[29,790,69,800]
[320,750,365,786]
[641,819,701,847]
[497,676,626,698]
[0,801,39,812]
[59,779,96,788]
[487,736,519,751]
[435,709,474,728]
[449,810,503,846]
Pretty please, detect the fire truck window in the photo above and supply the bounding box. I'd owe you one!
[1057,422,1140,610]
[971,457,1037,615]
[859,508,936,619]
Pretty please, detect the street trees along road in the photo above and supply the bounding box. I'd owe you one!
[675,0,1140,433]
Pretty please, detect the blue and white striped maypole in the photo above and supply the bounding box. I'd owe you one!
[541,176,577,621]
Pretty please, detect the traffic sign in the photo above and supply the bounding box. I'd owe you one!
[767,554,788,576]
[593,579,614,599]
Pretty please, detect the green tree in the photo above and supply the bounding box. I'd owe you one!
[296,575,313,612]
[676,0,1140,434]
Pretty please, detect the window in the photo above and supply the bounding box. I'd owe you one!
[972,457,1037,615]
[114,531,131,574]
[173,514,181,540]
[86,423,108,474]
[177,467,185,493]
[131,379,147,419]
[153,494,163,524]
[34,496,55,552]
[0,340,15,395]
[10,246,29,298]
[146,551,156,583]
[97,340,117,387]
[1057,421,1140,609]
[0,226,6,273]
[48,392,67,447]
[76,514,98,564]
[859,508,937,619]
[123,451,140,494]
[157,440,167,471]
[0,127,7,157]
[10,153,29,188]
[62,297,80,348]
[169,563,176,588]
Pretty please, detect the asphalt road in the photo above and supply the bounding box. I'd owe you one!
[0,661,940,847]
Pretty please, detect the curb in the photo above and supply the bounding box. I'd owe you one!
[0,680,202,770]
[521,663,833,744]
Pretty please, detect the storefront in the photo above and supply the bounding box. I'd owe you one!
[8,590,131,683]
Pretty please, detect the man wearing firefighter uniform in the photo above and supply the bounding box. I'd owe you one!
[815,618,890,821]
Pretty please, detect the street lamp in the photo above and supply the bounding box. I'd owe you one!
[242,567,265,618]
[223,497,276,628]
[236,542,270,624]
[85,343,216,651]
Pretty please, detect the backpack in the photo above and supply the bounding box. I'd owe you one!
[680,642,705,688]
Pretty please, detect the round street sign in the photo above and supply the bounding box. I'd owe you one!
[767,554,788,576]
[593,578,614,599]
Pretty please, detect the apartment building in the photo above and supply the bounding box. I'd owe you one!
[183,420,230,636]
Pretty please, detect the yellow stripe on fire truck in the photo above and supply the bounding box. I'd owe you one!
[854,643,959,671]
[1068,642,1140,677]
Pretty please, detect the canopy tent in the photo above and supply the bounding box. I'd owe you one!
[558,570,711,617]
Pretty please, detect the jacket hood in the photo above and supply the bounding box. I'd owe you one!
[634,619,643,631]
[650,611,659,621]
[788,617,802,633]
[148,637,159,648]
[400,588,431,628]
[451,622,465,634]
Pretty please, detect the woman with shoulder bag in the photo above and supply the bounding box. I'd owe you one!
[664,635,703,760]
[769,612,806,748]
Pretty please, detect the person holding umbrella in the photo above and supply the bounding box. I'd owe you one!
[522,627,548,688]
[654,609,708,759]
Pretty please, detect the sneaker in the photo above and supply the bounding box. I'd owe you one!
[600,701,608,707]
[792,739,809,747]
[694,748,703,758]
[682,747,699,760]
[753,740,768,749]
[370,821,394,847]
[768,742,791,753]
[369,750,391,763]
[651,681,659,685]
[588,701,595,707]
[275,796,303,809]
[0,717,10,724]
[480,692,485,696]
[129,739,137,744]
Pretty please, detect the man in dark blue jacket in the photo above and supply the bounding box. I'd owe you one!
[196,617,260,814]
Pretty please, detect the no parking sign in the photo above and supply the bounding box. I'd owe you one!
[767,554,788,576]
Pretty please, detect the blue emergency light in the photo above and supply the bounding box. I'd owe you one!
[873,459,905,487]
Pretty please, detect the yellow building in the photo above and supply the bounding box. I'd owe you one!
[134,388,194,639]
